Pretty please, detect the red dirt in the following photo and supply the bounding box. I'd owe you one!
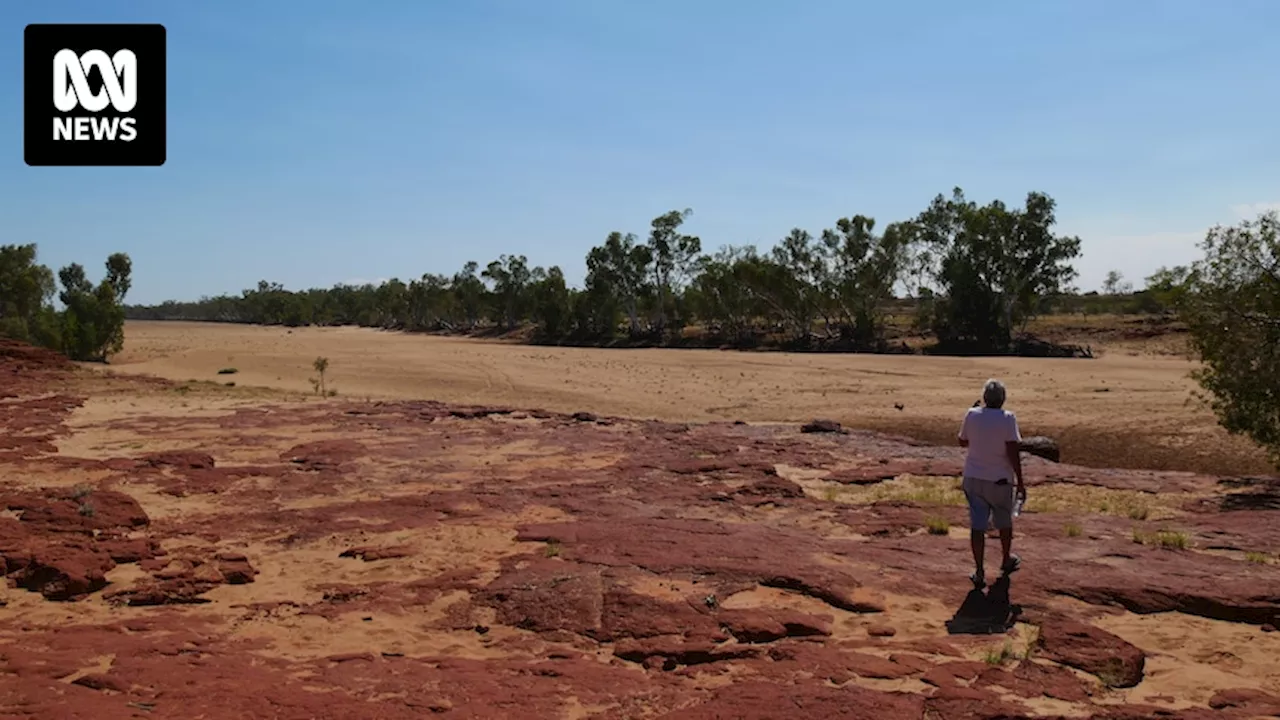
[1,341,1279,719]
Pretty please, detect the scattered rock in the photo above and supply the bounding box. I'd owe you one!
[326,652,377,663]
[216,552,258,584]
[1208,688,1280,715]
[867,625,897,637]
[105,578,218,606]
[141,451,216,470]
[1019,436,1060,463]
[71,673,128,693]
[339,546,412,561]
[1037,619,1145,687]
[12,543,113,600]
[571,411,598,423]
[801,419,845,434]
[613,636,759,667]
[449,407,513,419]
[735,476,805,501]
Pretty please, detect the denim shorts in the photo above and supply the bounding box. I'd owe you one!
[962,476,1016,531]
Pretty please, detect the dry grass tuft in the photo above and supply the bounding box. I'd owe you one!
[1132,528,1190,549]
[836,475,966,507]
[1025,484,1176,521]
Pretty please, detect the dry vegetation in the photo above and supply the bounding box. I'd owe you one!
[103,318,1266,476]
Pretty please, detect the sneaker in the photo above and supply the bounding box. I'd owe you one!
[1001,554,1022,576]
[970,569,986,589]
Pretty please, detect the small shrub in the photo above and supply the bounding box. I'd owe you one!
[1021,625,1041,660]
[224,381,236,387]
[1133,529,1190,549]
[1064,522,1083,538]
[310,356,330,396]
[71,484,93,500]
[77,502,95,517]
[544,540,561,558]
[822,486,840,502]
[217,367,238,375]
[327,388,338,397]
[925,516,950,535]
[982,640,1016,665]
[1245,551,1271,564]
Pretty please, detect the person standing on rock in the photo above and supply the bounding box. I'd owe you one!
[957,379,1026,588]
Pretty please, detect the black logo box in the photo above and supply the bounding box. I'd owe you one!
[24,23,166,167]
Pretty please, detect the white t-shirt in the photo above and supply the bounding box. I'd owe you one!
[959,407,1021,482]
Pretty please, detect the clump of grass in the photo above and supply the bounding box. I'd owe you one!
[1133,528,1190,549]
[1064,522,1083,538]
[840,476,967,507]
[1021,625,1041,660]
[1245,551,1271,565]
[544,540,562,558]
[77,503,95,517]
[925,516,951,535]
[982,640,1017,665]
[1025,485,1163,521]
[71,484,93,500]
[217,367,238,375]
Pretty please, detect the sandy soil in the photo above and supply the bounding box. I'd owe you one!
[103,320,1270,475]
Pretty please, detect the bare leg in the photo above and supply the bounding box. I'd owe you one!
[999,527,1013,568]
[970,529,985,576]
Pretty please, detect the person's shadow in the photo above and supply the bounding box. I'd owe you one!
[944,575,1021,635]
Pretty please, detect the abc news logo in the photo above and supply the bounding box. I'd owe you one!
[54,49,139,142]
[24,24,166,167]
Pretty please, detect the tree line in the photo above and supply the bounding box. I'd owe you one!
[0,192,1276,467]
[0,245,132,362]
[125,188,1129,354]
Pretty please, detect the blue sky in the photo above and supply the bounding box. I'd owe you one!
[3,0,1278,305]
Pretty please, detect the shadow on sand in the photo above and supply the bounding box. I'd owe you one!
[944,576,1022,635]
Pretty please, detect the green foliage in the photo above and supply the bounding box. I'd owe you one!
[310,356,330,396]
[912,188,1082,352]
[56,257,131,361]
[482,254,533,331]
[121,193,1115,356]
[0,245,129,362]
[1178,211,1280,467]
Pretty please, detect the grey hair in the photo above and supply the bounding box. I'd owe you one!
[982,379,1007,409]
